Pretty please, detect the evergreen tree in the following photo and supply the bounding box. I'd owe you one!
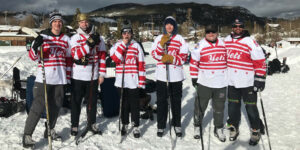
[70,8,81,29]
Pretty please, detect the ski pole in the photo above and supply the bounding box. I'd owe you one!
[40,46,52,150]
[0,52,27,80]
[119,43,130,132]
[259,91,272,150]
[195,85,204,150]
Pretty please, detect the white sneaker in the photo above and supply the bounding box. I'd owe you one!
[89,123,102,135]
[133,127,140,138]
[157,128,164,137]
[174,127,182,137]
[214,127,226,142]
[23,135,35,148]
[249,128,261,146]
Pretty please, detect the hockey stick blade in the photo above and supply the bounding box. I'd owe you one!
[21,27,38,38]
[75,128,89,145]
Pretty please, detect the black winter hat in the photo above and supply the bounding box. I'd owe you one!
[205,24,218,33]
[163,16,178,35]
[121,20,133,34]
[49,11,63,25]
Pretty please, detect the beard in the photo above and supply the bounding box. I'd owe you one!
[80,25,91,33]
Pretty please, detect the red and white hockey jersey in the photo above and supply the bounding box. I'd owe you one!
[70,28,106,81]
[224,35,266,88]
[29,30,72,85]
[190,38,227,88]
[151,34,188,82]
[110,40,146,89]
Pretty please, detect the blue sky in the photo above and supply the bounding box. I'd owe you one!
[0,0,299,18]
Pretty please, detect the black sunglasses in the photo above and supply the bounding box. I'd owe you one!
[232,24,244,28]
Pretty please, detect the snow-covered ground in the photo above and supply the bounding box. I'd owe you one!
[0,42,299,150]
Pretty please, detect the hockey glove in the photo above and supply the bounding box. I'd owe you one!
[86,33,100,49]
[161,54,173,64]
[160,34,170,47]
[192,78,198,87]
[253,75,266,92]
[32,35,43,54]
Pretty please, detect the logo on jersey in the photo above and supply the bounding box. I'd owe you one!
[209,54,226,62]
[126,57,137,65]
[49,47,65,58]
[227,50,242,60]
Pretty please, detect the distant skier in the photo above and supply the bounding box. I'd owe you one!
[151,16,188,137]
[224,18,266,146]
[23,11,72,148]
[110,20,146,138]
[190,24,227,142]
[69,13,106,136]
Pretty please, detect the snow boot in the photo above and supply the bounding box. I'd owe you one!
[157,128,164,137]
[174,127,182,137]
[214,127,226,142]
[44,128,62,141]
[133,127,140,138]
[227,124,239,141]
[249,129,261,146]
[89,123,102,135]
[71,127,78,136]
[44,123,61,141]
[121,125,128,136]
[194,126,201,139]
[22,135,35,148]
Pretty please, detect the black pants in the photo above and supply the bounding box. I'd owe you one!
[117,88,140,126]
[71,79,98,128]
[156,80,182,129]
[24,83,64,135]
[227,86,263,130]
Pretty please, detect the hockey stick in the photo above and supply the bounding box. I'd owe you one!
[0,52,26,80]
[0,27,38,80]
[119,43,130,143]
[259,91,272,150]
[195,85,204,150]
[40,46,52,150]
[163,35,174,146]
[23,27,52,149]
[76,36,101,145]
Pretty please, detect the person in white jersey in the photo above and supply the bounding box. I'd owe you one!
[190,24,227,142]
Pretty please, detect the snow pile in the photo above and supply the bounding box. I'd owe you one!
[0,42,299,149]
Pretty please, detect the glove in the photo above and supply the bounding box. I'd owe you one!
[192,78,198,87]
[161,54,174,64]
[32,35,43,54]
[86,33,100,48]
[254,75,266,92]
[160,34,170,47]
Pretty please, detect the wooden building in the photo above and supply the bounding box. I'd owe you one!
[0,25,35,46]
